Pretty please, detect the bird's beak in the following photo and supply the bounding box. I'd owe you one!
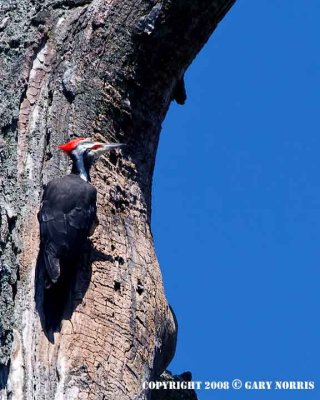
[91,142,125,156]
[101,143,126,151]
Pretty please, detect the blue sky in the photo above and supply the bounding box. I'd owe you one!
[152,1,320,399]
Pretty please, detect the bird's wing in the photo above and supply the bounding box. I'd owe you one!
[38,176,97,285]
[67,203,96,232]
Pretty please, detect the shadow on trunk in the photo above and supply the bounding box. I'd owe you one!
[0,363,10,391]
[34,242,113,342]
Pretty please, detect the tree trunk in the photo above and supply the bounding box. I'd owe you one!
[0,0,235,399]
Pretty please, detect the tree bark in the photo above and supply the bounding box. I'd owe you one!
[0,0,235,399]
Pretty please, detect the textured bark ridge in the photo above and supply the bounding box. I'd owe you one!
[0,0,235,399]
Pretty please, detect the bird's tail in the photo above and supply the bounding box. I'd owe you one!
[40,252,72,334]
[36,246,79,335]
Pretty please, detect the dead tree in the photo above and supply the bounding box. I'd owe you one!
[0,0,235,399]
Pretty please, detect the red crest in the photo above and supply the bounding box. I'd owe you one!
[58,138,88,153]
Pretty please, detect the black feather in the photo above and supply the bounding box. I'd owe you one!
[38,174,97,286]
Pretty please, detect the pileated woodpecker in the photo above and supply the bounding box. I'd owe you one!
[38,137,123,288]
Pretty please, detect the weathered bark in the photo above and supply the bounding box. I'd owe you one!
[150,371,197,400]
[0,0,235,399]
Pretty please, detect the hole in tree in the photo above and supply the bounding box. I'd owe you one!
[109,151,117,166]
[137,279,144,295]
[114,256,124,265]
